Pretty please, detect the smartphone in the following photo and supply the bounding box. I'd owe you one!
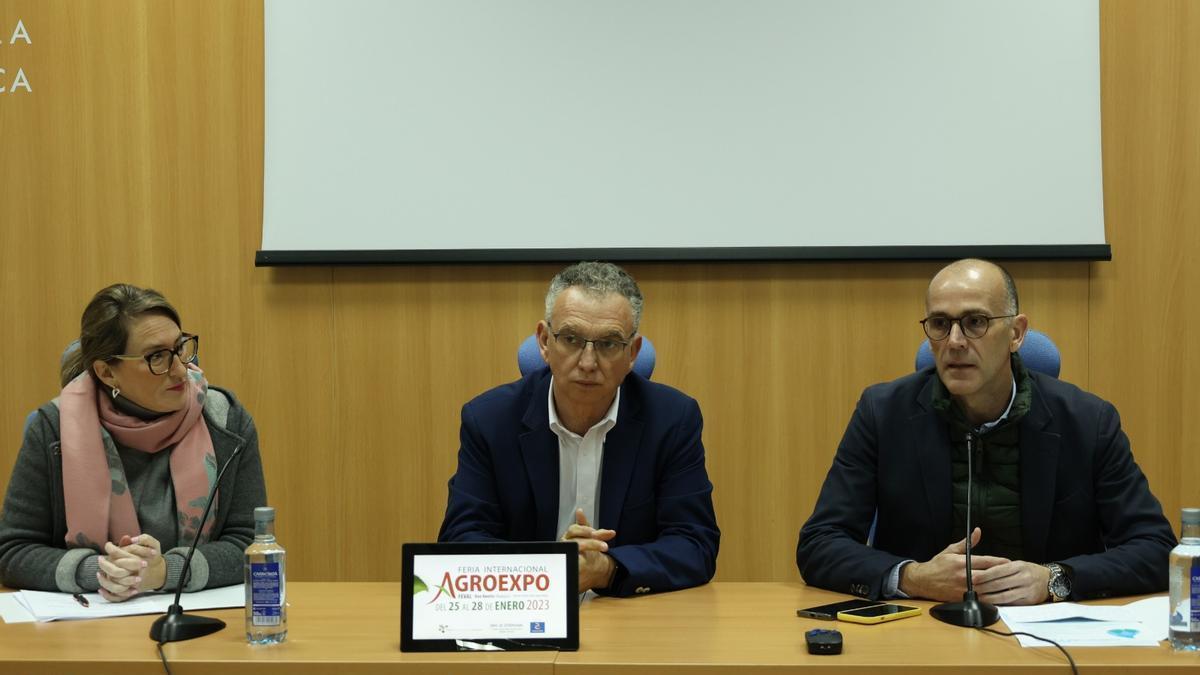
[796,599,883,620]
[836,603,922,624]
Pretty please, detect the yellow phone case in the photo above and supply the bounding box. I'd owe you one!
[836,604,922,624]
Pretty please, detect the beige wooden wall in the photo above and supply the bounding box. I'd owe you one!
[0,1,1194,583]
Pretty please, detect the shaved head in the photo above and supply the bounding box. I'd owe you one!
[923,258,1028,423]
[927,259,1018,316]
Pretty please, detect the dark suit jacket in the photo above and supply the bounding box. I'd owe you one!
[797,368,1176,601]
[438,369,720,597]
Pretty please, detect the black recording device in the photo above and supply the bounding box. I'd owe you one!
[805,628,843,655]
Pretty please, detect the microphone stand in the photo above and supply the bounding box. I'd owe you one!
[930,432,999,628]
[150,444,242,643]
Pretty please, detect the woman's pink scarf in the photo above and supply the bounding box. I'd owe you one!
[58,365,217,551]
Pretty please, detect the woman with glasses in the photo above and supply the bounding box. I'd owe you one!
[0,284,266,602]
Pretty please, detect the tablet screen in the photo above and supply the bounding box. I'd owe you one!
[401,541,579,651]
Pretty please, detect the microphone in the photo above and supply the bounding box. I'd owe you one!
[149,443,243,643]
[929,432,1000,627]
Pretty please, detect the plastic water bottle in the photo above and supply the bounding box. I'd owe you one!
[245,506,288,644]
[1169,507,1200,651]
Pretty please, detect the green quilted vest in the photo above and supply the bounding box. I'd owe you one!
[932,356,1032,560]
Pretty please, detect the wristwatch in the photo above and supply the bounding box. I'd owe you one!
[1044,563,1072,602]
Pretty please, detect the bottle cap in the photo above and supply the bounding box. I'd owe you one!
[254,506,276,522]
[1184,508,1200,525]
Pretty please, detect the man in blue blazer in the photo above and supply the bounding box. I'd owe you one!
[798,259,1175,604]
[439,262,719,597]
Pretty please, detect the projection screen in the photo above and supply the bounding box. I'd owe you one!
[258,0,1108,265]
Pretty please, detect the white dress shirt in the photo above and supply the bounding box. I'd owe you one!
[548,377,620,538]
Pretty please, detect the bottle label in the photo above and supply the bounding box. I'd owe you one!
[250,561,283,626]
[1192,559,1200,625]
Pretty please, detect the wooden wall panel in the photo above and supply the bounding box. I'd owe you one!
[1093,0,1200,526]
[0,0,1193,586]
[326,264,555,580]
[0,0,338,580]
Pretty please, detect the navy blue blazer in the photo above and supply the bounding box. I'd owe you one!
[438,369,719,597]
[797,368,1176,601]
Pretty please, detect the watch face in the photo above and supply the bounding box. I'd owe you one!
[1048,565,1071,599]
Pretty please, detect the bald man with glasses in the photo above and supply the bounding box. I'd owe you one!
[438,262,719,597]
[797,259,1175,605]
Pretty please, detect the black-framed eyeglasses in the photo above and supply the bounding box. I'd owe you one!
[920,314,1015,341]
[550,329,632,360]
[109,334,200,375]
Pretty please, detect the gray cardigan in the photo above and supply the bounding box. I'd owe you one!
[0,386,267,592]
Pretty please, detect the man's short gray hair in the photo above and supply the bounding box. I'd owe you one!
[544,261,644,332]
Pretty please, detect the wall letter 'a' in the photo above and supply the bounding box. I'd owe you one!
[11,19,31,44]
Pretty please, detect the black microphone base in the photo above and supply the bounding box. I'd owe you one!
[150,604,227,643]
[930,591,1000,628]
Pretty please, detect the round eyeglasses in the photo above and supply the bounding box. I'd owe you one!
[920,314,1015,341]
[109,334,200,375]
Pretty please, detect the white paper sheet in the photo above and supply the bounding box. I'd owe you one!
[12,584,244,622]
[999,595,1169,647]
[0,593,36,623]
